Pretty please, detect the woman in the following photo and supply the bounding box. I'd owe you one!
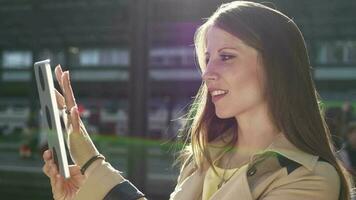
[42,1,354,200]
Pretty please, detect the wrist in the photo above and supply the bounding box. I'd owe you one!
[85,158,104,176]
[74,160,126,200]
[83,155,105,176]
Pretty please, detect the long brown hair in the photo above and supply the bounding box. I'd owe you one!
[178,1,353,199]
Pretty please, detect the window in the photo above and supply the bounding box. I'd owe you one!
[79,48,130,67]
[345,41,356,63]
[149,46,194,67]
[2,51,32,68]
[316,40,356,64]
[80,49,99,66]
[100,49,130,66]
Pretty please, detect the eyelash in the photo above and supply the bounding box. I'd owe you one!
[205,54,235,64]
[220,55,235,61]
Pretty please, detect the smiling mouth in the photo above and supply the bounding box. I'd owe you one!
[210,90,228,103]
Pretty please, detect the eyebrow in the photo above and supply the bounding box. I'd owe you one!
[219,47,239,52]
[205,47,239,56]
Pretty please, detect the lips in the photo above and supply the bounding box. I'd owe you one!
[208,88,229,103]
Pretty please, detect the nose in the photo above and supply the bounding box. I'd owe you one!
[202,69,218,82]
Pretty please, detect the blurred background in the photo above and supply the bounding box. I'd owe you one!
[0,0,356,199]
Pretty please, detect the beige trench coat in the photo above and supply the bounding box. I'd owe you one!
[170,133,341,200]
[74,133,341,200]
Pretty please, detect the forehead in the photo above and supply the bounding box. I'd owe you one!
[205,25,245,51]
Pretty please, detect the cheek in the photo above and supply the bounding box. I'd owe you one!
[228,70,265,107]
[214,64,265,118]
[231,84,264,108]
[229,67,262,96]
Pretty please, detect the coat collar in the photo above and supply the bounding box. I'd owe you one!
[207,129,319,171]
[254,133,319,171]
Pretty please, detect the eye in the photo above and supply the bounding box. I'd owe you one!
[220,54,235,61]
[205,56,210,65]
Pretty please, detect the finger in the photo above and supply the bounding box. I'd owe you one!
[69,166,86,188]
[49,161,58,178]
[72,172,86,189]
[55,89,66,110]
[53,174,65,200]
[55,65,64,90]
[49,161,59,188]
[62,71,76,111]
[71,107,81,134]
[42,150,53,176]
[69,165,82,176]
[42,162,51,177]
[43,149,52,162]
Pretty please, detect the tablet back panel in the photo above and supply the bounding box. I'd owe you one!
[34,60,70,179]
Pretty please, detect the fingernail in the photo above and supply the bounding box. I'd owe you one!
[56,65,62,71]
[64,71,70,81]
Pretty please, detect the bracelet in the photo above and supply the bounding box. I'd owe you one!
[80,154,105,175]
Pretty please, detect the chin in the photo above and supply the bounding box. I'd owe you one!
[215,110,235,119]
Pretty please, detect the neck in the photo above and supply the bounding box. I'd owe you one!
[234,102,280,155]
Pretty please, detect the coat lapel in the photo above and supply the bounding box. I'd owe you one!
[170,169,206,200]
[210,164,254,200]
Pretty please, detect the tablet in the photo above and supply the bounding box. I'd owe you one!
[34,59,70,179]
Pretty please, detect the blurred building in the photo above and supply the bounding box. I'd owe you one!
[1,1,356,199]
[0,0,356,138]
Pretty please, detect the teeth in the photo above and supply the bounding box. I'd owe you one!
[211,90,228,96]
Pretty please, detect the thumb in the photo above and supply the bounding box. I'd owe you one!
[70,106,80,135]
[68,106,99,166]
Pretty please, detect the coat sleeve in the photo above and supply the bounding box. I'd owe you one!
[260,161,341,200]
[74,161,146,200]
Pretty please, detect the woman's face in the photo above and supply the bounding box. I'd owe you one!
[202,25,266,118]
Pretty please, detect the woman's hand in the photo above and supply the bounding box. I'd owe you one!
[54,65,100,167]
[43,150,86,200]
